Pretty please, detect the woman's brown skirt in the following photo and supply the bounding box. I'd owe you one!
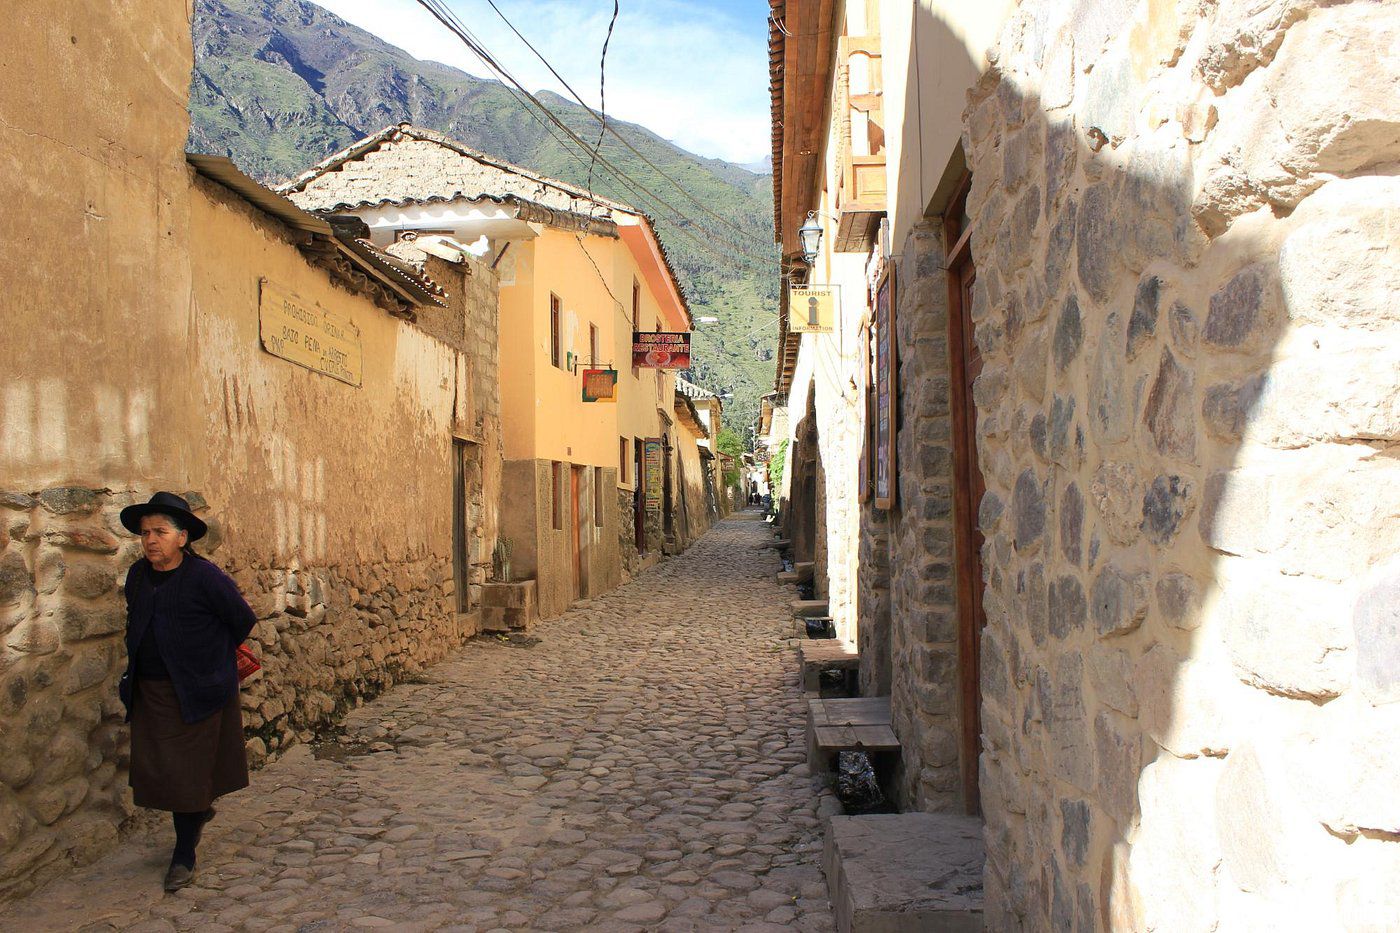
[130,679,248,812]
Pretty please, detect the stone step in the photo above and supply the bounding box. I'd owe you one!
[793,561,816,581]
[806,696,898,775]
[480,580,538,632]
[824,812,985,932]
[791,599,830,618]
[776,570,801,585]
[798,639,859,691]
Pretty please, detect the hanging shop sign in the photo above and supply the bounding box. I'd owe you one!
[643,438,664,509]
[632,331,691,369]
[873,265,897,509]
[258,279,362,386]
[788,284,839,334]
[581,368,618,403]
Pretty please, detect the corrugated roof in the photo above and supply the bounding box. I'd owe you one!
[188,153,445,313]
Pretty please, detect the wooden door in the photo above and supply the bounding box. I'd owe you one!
[571,466,584,598]
[946,176,987,816]
[634,439,646,552]
[452,440,469,613]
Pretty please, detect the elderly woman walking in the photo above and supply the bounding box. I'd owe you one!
[118,492,256,892]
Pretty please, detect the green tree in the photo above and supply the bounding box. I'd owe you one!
[716,428,744,491]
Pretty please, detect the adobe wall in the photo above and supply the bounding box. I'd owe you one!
[0,167,503,897]
[964,1,1400,928]
[0,0,196,898]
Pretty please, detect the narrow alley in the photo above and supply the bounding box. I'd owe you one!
[0,517,834,932]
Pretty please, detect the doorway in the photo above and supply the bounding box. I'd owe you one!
[452,439,477,613]
[571,465,588,599]
[634,438,646,553]
[946,175,987,816]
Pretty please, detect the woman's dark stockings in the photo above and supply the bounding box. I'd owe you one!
[171,809,212,868]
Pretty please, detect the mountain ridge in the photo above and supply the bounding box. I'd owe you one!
[188,0,778,437]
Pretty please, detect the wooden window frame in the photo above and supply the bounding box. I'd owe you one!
[589,323,600,366]
[619,437,629,485]
[872,263,897,510]
[550,293,562,369]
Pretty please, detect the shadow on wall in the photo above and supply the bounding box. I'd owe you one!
[944,1,1400,929]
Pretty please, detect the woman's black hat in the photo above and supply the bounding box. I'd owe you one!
[119,491,208,542]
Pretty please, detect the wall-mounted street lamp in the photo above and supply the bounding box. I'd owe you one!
[797,211,823,265]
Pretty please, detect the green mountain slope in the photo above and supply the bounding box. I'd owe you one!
[189,0,777,437]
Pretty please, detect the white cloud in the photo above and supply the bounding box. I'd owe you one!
[303,0,771,166]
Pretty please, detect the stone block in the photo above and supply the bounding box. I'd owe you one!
[1140,474,1195,547]
[1199,470,1273,556]
[1202,374,1266,442]
[1059,798,1091,868]
[61,562,115,600]
[1076,184,1120,304]
[1155,571,1201,631]
[1130,755,1225,928]
[37,488,102,516]
[1048,394,1078,467]
[1204,264,1273,351]
[1168,301,1199,357]
[1222,573,1350,700]
[1089,311,1131,445]
[1047,653,1091,790]
[56,605,124,642]
[1354,565,1400,705]
[1142,348,1196,462]
[1092,711,1140,825]
[41,530,117,555]
[1279,176,1400,331]
[823,813,984,933]
[1091,461,1142,546]
[0,493,36,512]
[1090,564,1150,638]
[1059,482,1083,566]
[0,552,31,605]
[1126,274,1161,360]
[1052,294,1084,372]
[1135,643,1229,758]
[1012,469,1046,551]
[1047,575,1087,639]
[6,620,59,656]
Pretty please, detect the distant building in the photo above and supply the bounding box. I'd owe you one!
[284,124,703,615]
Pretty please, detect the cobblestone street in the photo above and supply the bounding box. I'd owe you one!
[1,516,834,932]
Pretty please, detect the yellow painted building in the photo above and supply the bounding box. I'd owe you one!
[285,125,698,618]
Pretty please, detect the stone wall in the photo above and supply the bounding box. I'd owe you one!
[0,0,196,898]
[858,219,965,812]
[961,1,1400,927]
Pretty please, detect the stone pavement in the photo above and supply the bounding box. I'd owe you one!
[0,515,834,932]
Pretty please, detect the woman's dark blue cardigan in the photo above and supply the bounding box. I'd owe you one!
[120,555,257,724]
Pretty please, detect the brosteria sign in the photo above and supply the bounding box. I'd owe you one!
[632,331,691,369]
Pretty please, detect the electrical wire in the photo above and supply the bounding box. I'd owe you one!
[587,0,619,198]
[475,0,776,250]
[414,0,775,272]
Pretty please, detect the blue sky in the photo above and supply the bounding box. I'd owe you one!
[306,0,774,166]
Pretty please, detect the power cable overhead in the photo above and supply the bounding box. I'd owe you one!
[480,0,776,250]
[415,0,777,274]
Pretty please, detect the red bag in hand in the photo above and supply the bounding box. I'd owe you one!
[235,643,262,683]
